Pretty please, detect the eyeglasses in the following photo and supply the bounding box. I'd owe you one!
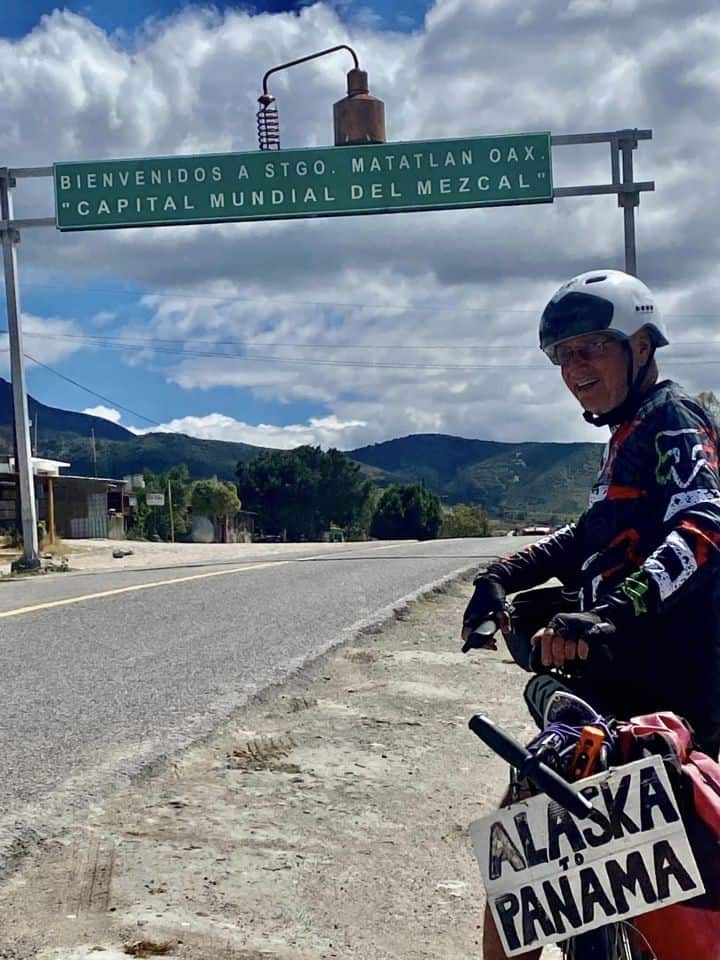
[553,337,615,367]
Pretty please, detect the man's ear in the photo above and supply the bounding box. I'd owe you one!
[634,330,653,365]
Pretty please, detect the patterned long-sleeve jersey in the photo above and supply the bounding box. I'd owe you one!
[484,381,720,628]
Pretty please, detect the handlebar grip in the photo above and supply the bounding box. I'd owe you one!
[462,632,495,654]
[528,622,616,674]
[461,619,498,654]
[468,714,594,819]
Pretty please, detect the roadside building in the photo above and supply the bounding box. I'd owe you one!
[0,455,127,541]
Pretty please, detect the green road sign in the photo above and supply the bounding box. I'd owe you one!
[53,133,553,231]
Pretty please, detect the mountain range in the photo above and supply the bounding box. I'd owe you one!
[0,377,603,521]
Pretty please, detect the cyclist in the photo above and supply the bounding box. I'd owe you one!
[462,269,720,959]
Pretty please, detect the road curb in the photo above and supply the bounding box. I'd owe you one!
[347,561,477,638]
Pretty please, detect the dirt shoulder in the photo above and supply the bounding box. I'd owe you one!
[0,539,364,578]
[0,577,544,960]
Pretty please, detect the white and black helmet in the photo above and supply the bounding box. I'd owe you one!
[539,269,669,364]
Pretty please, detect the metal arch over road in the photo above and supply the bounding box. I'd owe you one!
[4,128,655,286]
[0,127,654,569]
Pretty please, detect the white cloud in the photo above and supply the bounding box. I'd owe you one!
[83,404,122,423]
[91,310,117,327]
[2,1,719,448]
[0,313,86,376]
[130,411,368,449]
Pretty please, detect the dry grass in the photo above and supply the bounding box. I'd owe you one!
[345,649,378,663]
[0,535,76,557]
[288,695,317,712]
[41,536,82,556]
[123,942,175,958]
[226,735,295,771]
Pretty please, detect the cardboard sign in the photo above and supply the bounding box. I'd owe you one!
[469,756,703,956]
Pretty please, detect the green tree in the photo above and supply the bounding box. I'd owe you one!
[191,477,241,518]
[439,503,491,538]
[236,446,372,540]
[128,465,193,541]
[370,487,405,539]
[346,484,382,541]
[370,483,442,540]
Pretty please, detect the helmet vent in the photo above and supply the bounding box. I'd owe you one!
[585,275,607,284]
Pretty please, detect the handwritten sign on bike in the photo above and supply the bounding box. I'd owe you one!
[469,756,703,956]
[53,133,553,231]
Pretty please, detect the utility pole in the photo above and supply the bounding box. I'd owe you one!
[91,427,97,477]
[0,168,39,570]
[167,478,175,543]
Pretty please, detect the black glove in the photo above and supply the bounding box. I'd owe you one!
[463,575,506,631]
[547,610,616,644]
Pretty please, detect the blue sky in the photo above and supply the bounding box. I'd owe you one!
[1,2,719,451]
[4,0,430,38]
[3,0,432,445]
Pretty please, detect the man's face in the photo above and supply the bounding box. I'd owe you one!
[557,333,630,414]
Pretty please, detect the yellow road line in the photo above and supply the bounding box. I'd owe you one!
[0,560,290,620]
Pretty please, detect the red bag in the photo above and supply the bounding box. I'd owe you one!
[615,712,720,959]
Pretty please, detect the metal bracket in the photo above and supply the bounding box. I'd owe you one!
[0,217,55,231]
[617,128,640,148]
[551,128,651,274]
[554,181,653,198]
[0,223,20,243]
[0,170,19,243]
[616,129,641,210]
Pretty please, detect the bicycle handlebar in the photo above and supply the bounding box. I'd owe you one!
[461,618,498,653]
[528,622,616,674]
[468,713,594,819]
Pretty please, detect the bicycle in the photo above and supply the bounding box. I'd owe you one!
[462,621,702,959]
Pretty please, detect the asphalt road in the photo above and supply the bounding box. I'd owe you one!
[0,536,524,867]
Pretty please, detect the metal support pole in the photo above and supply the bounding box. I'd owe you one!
[617,130,640,276]
[167,478,175,543]
[47,475,56,545]
[0,168,39,570]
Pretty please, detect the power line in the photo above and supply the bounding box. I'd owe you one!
[7,328,720,353]
[41,332,549,350]
[2,329,548,350]
[8,330,720,370]
[22,353,161,426]
[53,332,720,350]
[31,339,544,370]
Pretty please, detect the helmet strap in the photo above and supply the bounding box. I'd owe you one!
[582,340,655,428]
